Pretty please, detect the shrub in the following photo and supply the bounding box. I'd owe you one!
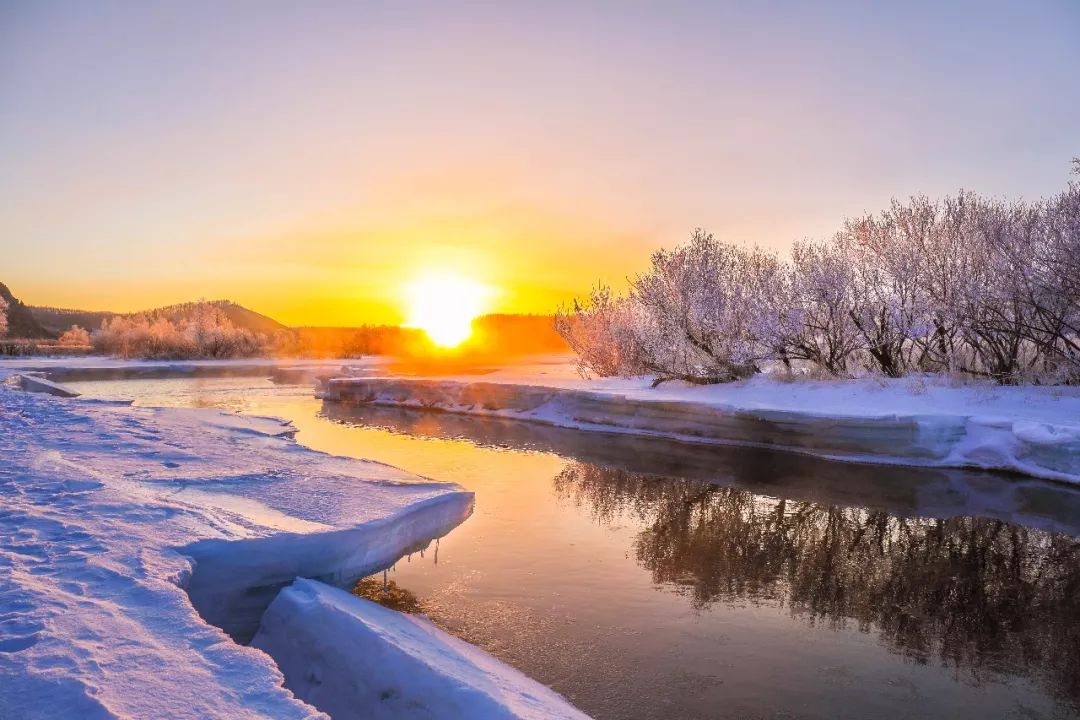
[630,230,782,384]
[58,325,91,346]
[555,284,645,378]
[779,239,862,375]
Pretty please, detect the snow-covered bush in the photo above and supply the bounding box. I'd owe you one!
[0,296,8,337]
[555,284,646,378]
[58,325,91,346]
[630,230,783,384]
[185,302,263,358]
[554,233,788,383]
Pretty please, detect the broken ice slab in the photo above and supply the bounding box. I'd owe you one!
[16,373,81,397]
[253,578,592,720]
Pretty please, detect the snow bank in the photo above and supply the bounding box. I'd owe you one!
[253,578,591,720]
[0,376,473,718]
[321,373,1080,484]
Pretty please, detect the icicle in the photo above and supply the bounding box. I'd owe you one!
[382,568,388,592]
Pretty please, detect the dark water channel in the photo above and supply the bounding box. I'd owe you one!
[68,377,1080,720]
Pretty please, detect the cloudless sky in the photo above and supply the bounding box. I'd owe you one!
[2,0,1078,325]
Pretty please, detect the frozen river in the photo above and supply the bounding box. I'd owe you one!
[67,376,1080,720]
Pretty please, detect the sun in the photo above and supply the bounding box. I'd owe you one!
[404,272,491,348]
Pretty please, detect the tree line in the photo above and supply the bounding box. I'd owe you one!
[556,172,1080,385]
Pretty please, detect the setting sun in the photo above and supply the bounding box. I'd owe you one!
[404,272,492,347]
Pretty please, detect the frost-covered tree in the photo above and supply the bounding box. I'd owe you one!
[630,230,781,384]
[776,239,862,375]
[0,296,8,337]
[1036,185,1080,377]
[900,194,978,372]
[58,325,91,346]
[840,201,933,377]
[991,186,1080,382]
[953,198,1040,382]
[554,284,645,378]
[181,302,262,358]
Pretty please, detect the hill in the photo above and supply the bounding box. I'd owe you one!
[30,300,288,336]
[30,307,114,335]
[0,282,56,339]
[141,301,288,335]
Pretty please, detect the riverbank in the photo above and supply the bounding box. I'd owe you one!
[321,370,1080,484]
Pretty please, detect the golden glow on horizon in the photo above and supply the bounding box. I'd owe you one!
[404,271,493,347]
[5,179,656,327]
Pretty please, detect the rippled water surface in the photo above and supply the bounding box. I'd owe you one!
[68,376,1080,720]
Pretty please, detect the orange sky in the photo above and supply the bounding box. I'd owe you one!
[3,2,1078,326]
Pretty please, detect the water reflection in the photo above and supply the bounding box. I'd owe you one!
[554,461,1080,706]
[320,402,1080,538]
[321,403,1080,713]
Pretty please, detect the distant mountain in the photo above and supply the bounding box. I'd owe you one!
[30,300,289,336]
[0,282,56,339]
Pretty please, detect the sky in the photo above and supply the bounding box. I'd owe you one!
[2,0,1078,326]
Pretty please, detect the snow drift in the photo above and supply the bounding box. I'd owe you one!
[253,578,591,720]
[321,375,1080,484]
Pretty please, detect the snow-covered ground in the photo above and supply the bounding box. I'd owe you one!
[322,367,1080,485]
[0,369,492,718]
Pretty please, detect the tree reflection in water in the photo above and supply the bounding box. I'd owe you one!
[553,462,1080,705]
